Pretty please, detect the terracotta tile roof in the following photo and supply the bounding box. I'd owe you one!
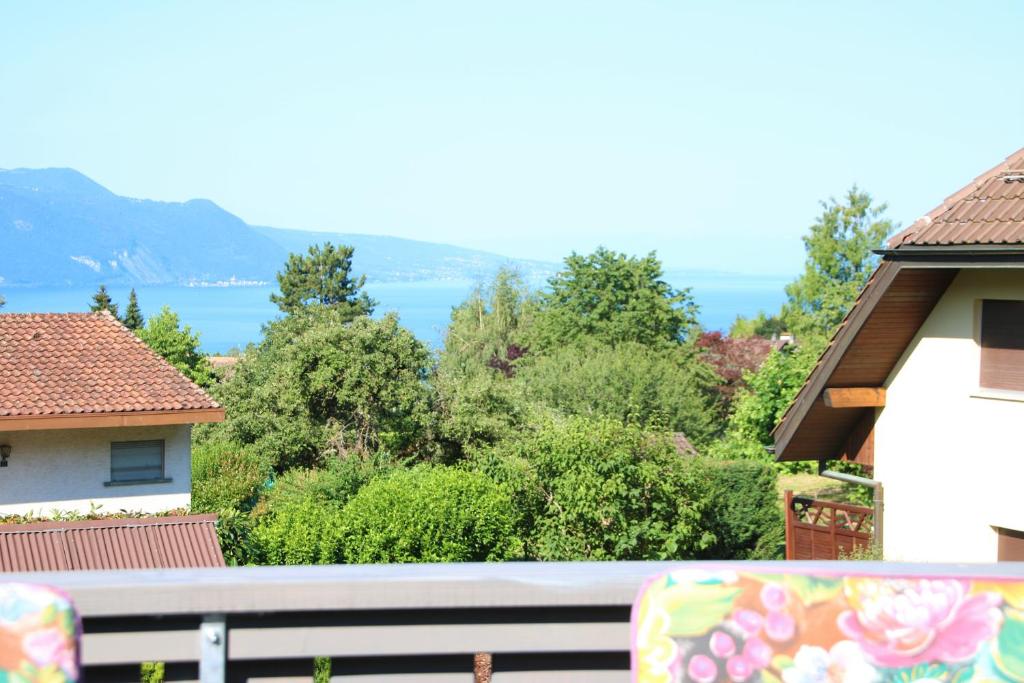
[0,312,219,418]
[890,147,1024,248]
[0,514,225,571]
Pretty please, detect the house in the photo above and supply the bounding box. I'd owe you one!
[773,147,1024,563]
[0,311,224,515]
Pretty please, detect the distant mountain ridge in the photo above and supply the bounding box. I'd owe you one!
[0,168,555,288]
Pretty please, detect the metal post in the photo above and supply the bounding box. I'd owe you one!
[200,614,227,683]
[818,460,884,553]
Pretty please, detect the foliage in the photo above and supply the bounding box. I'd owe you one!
[837,542,884,561]
[707,343,822,467]
[215,508,259,566]
[338,465,524,563]
[433,270,536,452]
[782,187,894,340]
[270,242,376,317]
[211,311,433,470]
[486,415,713,560]
[191,441,270,513]
[695,331,776,405]
[141,662,165,683]
[252,497,346,565]
[694,459,784,560]
[259,454,384,512]
[136,306,214,386]
[89,283,119,318]
[533,247,698,349]
[122,288,144,330]
[517,340,720,448]
[730,311,786,339]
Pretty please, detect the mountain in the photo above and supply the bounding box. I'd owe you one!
[0,168,555,288]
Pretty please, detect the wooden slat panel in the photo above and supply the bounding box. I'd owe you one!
[823,388,885,408]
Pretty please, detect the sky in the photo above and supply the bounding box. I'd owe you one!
[1,1,1022,275]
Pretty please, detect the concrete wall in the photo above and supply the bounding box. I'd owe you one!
[875,269,1024,562]
[0,425,191,516]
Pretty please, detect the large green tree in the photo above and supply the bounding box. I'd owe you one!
[136,306,214,387]
[270,242,376,317]
[782,187,894,340]
[122,288,144,330]
[533,248,698,349]
[89,284,119,318]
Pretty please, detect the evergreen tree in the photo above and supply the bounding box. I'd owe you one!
[270,242,375,317]
[89,284,119,318]
[122,289,144,330]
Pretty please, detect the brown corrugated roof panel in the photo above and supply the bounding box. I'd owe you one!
[0,514,225,572]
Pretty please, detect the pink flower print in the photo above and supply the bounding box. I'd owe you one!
[732,608,763,637]
[781,641,878,683]
[764,610,796,642]
[22,626,76,675]
[742,636,773,669]
[709,631,737,658]
[687,654,718,683]
[839,578,1003,668]
[760,583,788,612]
[726,655,755,682]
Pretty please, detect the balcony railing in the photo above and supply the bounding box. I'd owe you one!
[8,561,1020,682]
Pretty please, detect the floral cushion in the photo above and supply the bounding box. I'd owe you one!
[632,569,1024,683]
[0,584,79,682]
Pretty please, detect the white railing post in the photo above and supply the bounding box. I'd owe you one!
[200,614,227,683]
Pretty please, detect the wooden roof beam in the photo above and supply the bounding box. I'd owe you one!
[822,388,886,409]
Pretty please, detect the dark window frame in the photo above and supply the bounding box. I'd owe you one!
[979,299,1024,392]
[105,439,171,486]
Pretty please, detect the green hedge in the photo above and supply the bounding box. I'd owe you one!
[191,441,270,513]
[693,459,784,560]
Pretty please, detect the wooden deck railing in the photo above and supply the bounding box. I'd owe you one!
[7,561,1020,682]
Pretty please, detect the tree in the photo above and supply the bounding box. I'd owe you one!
[483,415,713,560]
[338,465,524,563]
[533,248,698,349]
[89,284,119,318]
[695,331,776,406]
[729,311,786,339]
[782,188,894,340]
[122,288,144,330]
[212,311,433,470]
[270,242,376,317]
[136,306,214,387]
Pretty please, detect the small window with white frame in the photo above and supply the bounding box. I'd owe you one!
[108,440,167,484]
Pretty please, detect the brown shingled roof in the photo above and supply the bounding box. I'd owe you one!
[889,147,1024,248]
[0,514,225,571]
[0,312,220,419]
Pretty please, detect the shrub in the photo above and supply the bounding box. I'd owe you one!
[252,498,346,565]
[260,455,384,513]
[191,441,270,513]
[693,459,784,560]
[339,465,524,563]
[488,415,713,561]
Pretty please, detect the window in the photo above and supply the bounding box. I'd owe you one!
[109,440,166,484]
[980,300,1024,392]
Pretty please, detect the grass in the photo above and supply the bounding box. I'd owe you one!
[777,472,861,503]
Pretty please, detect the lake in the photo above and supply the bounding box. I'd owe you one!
[1,275,787,353]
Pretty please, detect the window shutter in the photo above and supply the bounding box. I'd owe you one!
[111,440,165,482]
[980,300,1024,391]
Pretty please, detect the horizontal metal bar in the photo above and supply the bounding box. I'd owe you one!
[83,630,198,665]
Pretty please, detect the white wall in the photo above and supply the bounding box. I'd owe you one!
[875,269,1024,562]
[0,425,191,516]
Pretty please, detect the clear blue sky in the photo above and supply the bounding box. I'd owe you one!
[2,1,1021,275]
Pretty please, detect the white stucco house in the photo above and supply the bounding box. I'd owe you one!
[0,311,224,516]
[773,147,1024,563]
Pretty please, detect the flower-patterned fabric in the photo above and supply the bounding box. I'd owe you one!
[0,584,80,682]
[632,569,1024,683]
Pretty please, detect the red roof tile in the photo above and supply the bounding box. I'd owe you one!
[0,312,219,418]
[0,515,225,571]
[890,147,1024,248]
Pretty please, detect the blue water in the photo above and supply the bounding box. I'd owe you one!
[1,275,787,353]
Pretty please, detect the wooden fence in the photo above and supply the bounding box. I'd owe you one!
[785,490,873,560]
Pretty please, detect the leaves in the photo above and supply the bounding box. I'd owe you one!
[270,242,376,317]
[656,582,742,637]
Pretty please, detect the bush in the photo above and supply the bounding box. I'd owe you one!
[488,415,713,561]
[693,459,784,560]
[260,455,384,513]
[191,441,270,513]
[338,465,524,563]
[252,498,346,565]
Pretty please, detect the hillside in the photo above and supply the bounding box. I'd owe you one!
[0,168,554,287]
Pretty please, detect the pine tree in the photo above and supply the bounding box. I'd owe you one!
[123,289,144,330]
[89,284,119,318]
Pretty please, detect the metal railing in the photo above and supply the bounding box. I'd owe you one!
[8,561,1022,682]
